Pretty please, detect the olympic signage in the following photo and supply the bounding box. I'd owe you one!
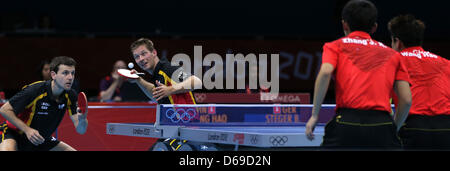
[269,136,289,146]
[165,107,197,123]
[193,93,310,104]
[158,104,329,125]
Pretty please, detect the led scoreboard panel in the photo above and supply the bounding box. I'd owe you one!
[159,104,336,126]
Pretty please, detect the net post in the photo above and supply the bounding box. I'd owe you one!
[155,104,161,126]
[234,142,239,151]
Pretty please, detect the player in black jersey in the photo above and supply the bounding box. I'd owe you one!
[0,56,88,151]
[128,38,201,105]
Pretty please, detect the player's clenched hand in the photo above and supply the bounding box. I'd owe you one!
[305,115,319,141]
[77,107,88,118]
[25,128,45,146]
[128,69,139,83]
[152,81,175,101]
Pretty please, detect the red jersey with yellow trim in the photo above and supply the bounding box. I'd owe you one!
[149,60,196,104]
[399,46,450,115]
[6,80,78,138]
[322,31,410,113]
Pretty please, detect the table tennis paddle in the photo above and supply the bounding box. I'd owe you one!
[117,69,144,79]
[78,92,88,114]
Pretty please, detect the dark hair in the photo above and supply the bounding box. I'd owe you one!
[388,14,425,47]
[37,59,51,80]
[50,56,77,73]
[342,0,377,33]
[130,38,155,54]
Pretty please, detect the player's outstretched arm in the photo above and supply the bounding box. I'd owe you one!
[152,75,202,101]
[306,63,334,141]
[133,77,156,101]
[171,75,202,94]
[393,80,412,132]
[128,69,156,100]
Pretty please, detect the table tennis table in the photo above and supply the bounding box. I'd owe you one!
[106,104,336,151]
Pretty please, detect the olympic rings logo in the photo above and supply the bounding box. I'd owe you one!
[270,136,288,146]
[165,108,197,123]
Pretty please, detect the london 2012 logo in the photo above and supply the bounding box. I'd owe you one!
[165,108,197,123]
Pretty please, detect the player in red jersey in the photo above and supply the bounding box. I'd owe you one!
[305,0,412,149]
[388,14,450,149]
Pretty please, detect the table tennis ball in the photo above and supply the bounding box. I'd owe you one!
[128,62,134,69]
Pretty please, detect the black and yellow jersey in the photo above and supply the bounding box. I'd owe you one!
[6,80,77,139]
[149,60,196,104]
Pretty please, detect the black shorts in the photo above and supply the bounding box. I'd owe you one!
[399,114,450,150]
[0,123,60,151]
[321,108,401,149]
